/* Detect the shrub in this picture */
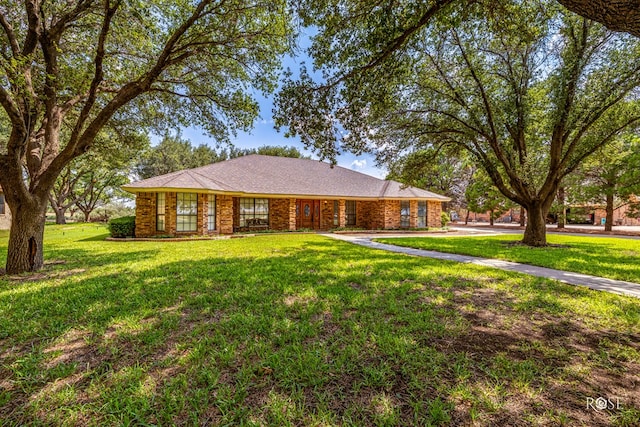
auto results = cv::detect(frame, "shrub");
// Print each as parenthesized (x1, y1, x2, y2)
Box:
(108, 215, 136, 238)
(441, 211, 451, 227)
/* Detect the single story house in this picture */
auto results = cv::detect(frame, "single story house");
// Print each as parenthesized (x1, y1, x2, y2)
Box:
(0, 185, 11, 230)
(123, 155, 450, 237)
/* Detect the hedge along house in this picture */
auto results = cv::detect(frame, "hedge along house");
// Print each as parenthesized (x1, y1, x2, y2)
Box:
(122, 155, 450, 237)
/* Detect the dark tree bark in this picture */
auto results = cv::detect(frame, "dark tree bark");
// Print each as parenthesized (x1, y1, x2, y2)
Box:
(558, 1, 640, 38)
(605, 193, 615, 231)
(523, 203, 547, 246)
(520, 209, 526, 227)
(5, 195, 47, 274)
(489, 209, 494, 226)
(53, 207, 67, 225)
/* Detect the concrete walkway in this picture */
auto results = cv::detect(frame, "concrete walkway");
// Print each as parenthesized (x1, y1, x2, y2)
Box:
(327, 234, 640, 299)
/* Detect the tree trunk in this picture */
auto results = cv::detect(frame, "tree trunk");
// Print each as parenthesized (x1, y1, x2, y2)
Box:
(465, 210, 470, 225)
(520, 208, 526, 226)
(557, 187, 566, 229)
(54, 208, 67, 224)
(6, 204, 47, 274)
(557, 0, 640, 38)
(83, 211, 91, 222)
(605, 193, 614, 232)
(489, 210, 494, 226)
(522, 203, 547, 246)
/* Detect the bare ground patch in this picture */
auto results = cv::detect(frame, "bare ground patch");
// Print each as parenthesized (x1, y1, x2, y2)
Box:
(0, 261, 85, 283)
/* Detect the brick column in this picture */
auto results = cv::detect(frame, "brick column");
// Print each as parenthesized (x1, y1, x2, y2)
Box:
(428, 201, 442, 228)
(410, 200, 418, 228)
(383, 200, 401, 229)
(217, 195, 234, 234)
(338, 199, 346, 227)
(134, 192, 155, 237)
(197, 194, 207, 235)
(289, 198, 297, 231)
(166, 192, 177, 235)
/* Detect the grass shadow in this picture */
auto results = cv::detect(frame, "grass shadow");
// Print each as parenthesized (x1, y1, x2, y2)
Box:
(0, 233, 638, 425)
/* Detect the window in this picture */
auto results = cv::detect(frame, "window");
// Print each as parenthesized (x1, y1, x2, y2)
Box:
(239, 198, 269, 227)
(418, 201, 427, 228)
(345, 200, 356, 226)
(333, 201, 339, 226)
(208, 194, 216, 231)
(400, 201, 410, 228)
(156, 193, 165, 231)
(177, 193, 197, 232)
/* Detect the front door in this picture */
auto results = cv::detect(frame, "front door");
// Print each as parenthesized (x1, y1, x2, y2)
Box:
(297, 200, 321, 229)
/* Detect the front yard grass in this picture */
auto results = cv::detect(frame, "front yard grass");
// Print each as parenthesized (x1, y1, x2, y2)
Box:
(375, 234, 640, 283)
(0, 224, 639, 426)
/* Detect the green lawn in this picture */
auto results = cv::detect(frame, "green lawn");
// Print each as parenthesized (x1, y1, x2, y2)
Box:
(375, 234, 640, 283)
(0, 225, 639, 426)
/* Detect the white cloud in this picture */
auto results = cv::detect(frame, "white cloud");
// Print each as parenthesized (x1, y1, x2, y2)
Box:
(351, 159, 367, 169)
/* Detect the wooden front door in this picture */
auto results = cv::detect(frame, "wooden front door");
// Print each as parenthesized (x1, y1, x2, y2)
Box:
(297, 200, 321, 229)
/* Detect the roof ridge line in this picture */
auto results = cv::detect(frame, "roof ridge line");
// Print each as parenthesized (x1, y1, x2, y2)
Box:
(158, 170, 187, 187)
(190, 169, 232, 191)
(379, 180, 392, 198)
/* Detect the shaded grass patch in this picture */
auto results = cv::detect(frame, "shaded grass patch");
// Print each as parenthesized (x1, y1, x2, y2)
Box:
(0, 224, 638, 425)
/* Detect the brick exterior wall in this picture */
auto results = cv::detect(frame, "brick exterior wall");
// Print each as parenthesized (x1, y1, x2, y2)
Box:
(427, 201, 442, 228)
(217, 195, 234, 234)
(321, 200, 336, 230)
(381, 200, 401, 229)
(134, 192, 156, 237)
(410, 200, 418, 228)
(287, 199, 296, 230)
(338, 199, 346, 227)
(270, 198, 295, 231)
(165, 192, 177, 235)
(356, 200, 384, 229)
(134, 191, 446, 236)
(197, 194, 206, 235)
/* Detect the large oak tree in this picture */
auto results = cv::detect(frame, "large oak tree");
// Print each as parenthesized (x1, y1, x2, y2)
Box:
(0, 0, 291, 273)
(275, 0, 640, 245)
(558, 0, 640, 38)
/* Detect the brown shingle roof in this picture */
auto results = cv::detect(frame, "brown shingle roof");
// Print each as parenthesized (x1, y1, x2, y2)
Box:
(123, 155, 450, 201)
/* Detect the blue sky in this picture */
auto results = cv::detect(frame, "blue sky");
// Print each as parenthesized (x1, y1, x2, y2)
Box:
(170, 30, 387, 179)
(178, 95, 385, 179)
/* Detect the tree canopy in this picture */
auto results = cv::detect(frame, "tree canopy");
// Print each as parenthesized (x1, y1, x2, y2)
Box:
(275, 0, 640, 245)
(135, 134, 226, 180)
(0, 0, 292, 273)
(136, 135, 309, 180)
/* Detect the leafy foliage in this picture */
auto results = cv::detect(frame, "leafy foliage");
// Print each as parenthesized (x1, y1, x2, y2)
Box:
(135, 134, 227, 180)
(0, 0, 293, 272)
(386, 147, 474, 210)
(276, 0, 640, 245)
(465, 170, 512, 225)
(50, 127, 149, 223)
(229, 145, 310, 160)
(569, 135, 640, 228)
(107, 216, 136, 238)
(136, 133, 309, 180)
